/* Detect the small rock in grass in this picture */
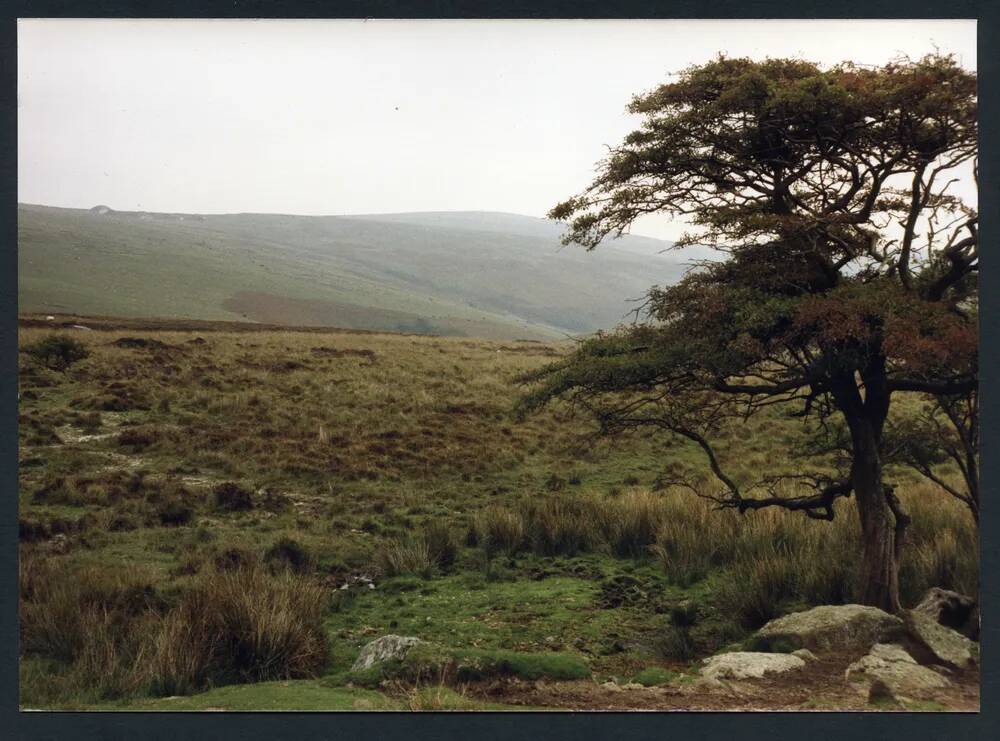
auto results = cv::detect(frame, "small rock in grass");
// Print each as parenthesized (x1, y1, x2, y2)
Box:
(47, 533, 71, 554)
(352, 635, 424, 672)
(700, 652, 805, 681)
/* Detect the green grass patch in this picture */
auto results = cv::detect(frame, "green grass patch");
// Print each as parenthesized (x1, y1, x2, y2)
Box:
(343, 642, 590, 688)
(630, 666, 678, 687)
(54, 679, 524, 711)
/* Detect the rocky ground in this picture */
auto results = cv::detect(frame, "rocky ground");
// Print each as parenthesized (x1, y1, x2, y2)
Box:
(352, 596, 980, 712)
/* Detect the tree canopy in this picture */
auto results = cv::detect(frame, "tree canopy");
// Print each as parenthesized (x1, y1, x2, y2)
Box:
(524, 54, 978, 612)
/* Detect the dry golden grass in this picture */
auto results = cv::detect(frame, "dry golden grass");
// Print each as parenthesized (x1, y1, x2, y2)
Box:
(467, 484, 976, 626)
(19, 551, 329, 702)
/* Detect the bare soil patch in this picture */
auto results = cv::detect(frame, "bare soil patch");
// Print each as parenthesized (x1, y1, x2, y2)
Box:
(469, 655, 979, 711)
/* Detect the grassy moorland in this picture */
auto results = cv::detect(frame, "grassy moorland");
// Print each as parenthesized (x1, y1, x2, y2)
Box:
(17, 317, 978, 711)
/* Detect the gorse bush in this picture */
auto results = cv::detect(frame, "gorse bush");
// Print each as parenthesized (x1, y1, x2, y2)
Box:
(22, 334, 89, 371)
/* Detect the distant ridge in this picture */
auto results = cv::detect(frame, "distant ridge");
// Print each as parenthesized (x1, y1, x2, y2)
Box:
(18, 203, 687, 339)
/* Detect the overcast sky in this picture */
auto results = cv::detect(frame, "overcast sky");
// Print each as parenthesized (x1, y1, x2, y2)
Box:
(18, 19, 976, 240)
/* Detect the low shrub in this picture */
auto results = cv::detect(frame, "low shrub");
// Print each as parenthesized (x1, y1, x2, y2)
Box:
(117, 428, 158, 452)
(75, 412, 102, 432)
(651, 506, 736, 586)
(544, 473, 566, 491)
(19, 518, 51, 543)
(212, 482, 254, 512)
(113, 337, 168, 350)
(899, 487, 979, 604)
(596, 574, 652, 609)
(19, 554, 167, 699)
(31, 477, 79, 507)
(157, 499, 194, 527)
(450, 649, 590, 682)
(714, 547, 801, 630)
(468, 491, 674, 561)
(19, 514, 92, 543)
(22, 335, 89, 371)
(264, 536, 314, 574)
(17, 550, 334, 704)
(259, 489, 292, 513)
(463, 484, 975, 638)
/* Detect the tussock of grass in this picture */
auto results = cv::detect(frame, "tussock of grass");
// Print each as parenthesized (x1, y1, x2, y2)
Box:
(421, 521, 459, 571)
(602, 490, 665, 557)
(147, 565, 328, 695)
(19, 554, 167, 700)
(519, 495, 602, 556)
(469, 506, 525, 557)
(376, 538, 435, 579)
(19, 552, 329, 703)
(263, 536, 315, 573)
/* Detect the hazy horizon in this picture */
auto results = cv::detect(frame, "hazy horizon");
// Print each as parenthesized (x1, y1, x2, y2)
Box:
(19, 19, 976, 241)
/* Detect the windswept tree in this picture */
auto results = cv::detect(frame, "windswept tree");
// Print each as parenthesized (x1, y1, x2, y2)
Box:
(521, 55, 977, 612)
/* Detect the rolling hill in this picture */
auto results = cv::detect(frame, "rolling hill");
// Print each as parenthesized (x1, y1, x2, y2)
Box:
(17, 204, 689, 339)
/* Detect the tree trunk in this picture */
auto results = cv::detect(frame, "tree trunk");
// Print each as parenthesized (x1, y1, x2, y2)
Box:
(851, 424, 902, 613)
(834, 361, 903, 613)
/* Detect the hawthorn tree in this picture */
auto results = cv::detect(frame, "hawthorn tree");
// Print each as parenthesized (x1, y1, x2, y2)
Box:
(522, 55, 977, 612)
